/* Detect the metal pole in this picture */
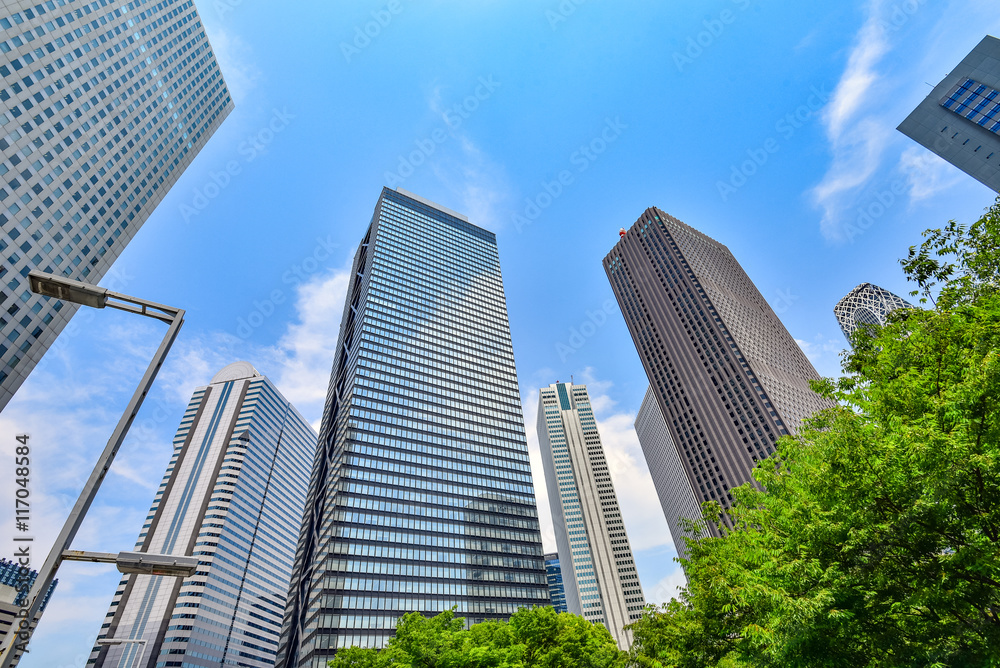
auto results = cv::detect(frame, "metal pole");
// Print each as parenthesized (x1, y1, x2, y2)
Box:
(0, 310, 184, 667)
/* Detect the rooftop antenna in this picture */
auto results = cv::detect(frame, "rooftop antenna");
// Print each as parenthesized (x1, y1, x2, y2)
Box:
(571, 374, 574, 385)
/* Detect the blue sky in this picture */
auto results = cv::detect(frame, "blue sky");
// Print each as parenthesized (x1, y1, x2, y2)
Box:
(4, 1, 1000, 665)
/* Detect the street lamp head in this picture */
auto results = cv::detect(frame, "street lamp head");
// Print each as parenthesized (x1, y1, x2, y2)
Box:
(28, 270, 108, 309)
(115, 552, 199, 577)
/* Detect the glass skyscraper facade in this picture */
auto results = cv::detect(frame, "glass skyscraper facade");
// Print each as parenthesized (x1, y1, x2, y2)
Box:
(536, 382, 644, 649)
(0, 0, 232, 410)
(277, 188, 548, 667)
(89, 362, 316, 668)
(543, 553, 567, 614)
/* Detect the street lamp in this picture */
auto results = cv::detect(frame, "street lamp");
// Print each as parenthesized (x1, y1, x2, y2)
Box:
(0, 272, 188, 668)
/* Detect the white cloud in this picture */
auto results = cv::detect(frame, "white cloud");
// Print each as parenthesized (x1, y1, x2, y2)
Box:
(813, 1, 894, 241)
(821, 3, 889, 144)
(204, 27, 261, 105)
(0, 261, 353, 661)
(269, 267, 351, 429)
(423, 85, 511, 231)
(898, 145, 967, 201)
(646, 565, 688, 606)
(795, 335, 845, 378)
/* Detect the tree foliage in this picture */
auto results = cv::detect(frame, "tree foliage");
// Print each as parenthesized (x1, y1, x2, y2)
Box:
(328, 607, 627, 668)
(628, 200, 1000, 667)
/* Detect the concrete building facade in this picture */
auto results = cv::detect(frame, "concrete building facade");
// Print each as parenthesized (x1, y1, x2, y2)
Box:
(634, 386, 703, 564)
(898, 35, 1000, 193)
(89, 362, 316, 668)
(536, 382, 644, 649)
(604, 209, 831, 536)
(0, 0, 232, 410)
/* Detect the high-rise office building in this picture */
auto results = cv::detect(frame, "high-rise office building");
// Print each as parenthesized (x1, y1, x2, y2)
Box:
(536, 382, 644, 649)
(544, 553, 567, 614)
(89, 362, 316, 668)
(898, 35, 1000, 193)
(834, 282, 912, 343)
(0, 559, 55, 664)
(604, 209, 831, 536)
(0, 0, 232, 410)
(634, 386, 703, 564)
(276, 188, 548, 667)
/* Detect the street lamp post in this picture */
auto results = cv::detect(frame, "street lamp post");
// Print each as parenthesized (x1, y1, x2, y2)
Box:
(0, 272, 189, 667)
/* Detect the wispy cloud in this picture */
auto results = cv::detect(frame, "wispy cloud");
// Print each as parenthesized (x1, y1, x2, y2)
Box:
(898, 145, 966, 200)
(205, 27, 261, 105)
(424, 83, 512, 230)
(813, 0, 893, 241)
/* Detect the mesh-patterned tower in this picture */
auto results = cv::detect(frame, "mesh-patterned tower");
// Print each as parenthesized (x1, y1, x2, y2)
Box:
(536, 382, 644, 649)
(603, 208, 832, 536)
(834, 283, 912, 342)
(0, 0, 232, 411)
(276, 188, 547, 666)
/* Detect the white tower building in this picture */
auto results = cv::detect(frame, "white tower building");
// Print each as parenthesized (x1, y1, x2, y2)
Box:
(536, 382, 644, 650)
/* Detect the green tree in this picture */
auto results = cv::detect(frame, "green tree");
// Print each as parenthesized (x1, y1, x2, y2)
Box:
(629, 200, 1000, 667)
(328, 606, 627, 668)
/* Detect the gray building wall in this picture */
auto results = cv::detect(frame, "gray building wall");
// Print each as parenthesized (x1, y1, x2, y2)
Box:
(898, 35, 1000, 193)
(604, 209, 831, 536)
(634, 386, 702, 565)
(0, 0, 232, 411)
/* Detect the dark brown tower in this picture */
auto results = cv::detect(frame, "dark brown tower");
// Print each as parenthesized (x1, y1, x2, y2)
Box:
(604, 208, 831, 535)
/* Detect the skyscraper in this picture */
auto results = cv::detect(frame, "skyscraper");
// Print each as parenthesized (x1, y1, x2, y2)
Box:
(0, 0, 232, 410)
(898, 35, 1000, 193)
(834, 282, 912, 343)
(544, 553, 567, 614)
(604, 209, 831, 536)
(276, 188, 548, 666)
(89, 362, 316, 668)
(634, 386, 703, 563)
(536, 382, 644, 649)
(0, 559, 55, 665)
